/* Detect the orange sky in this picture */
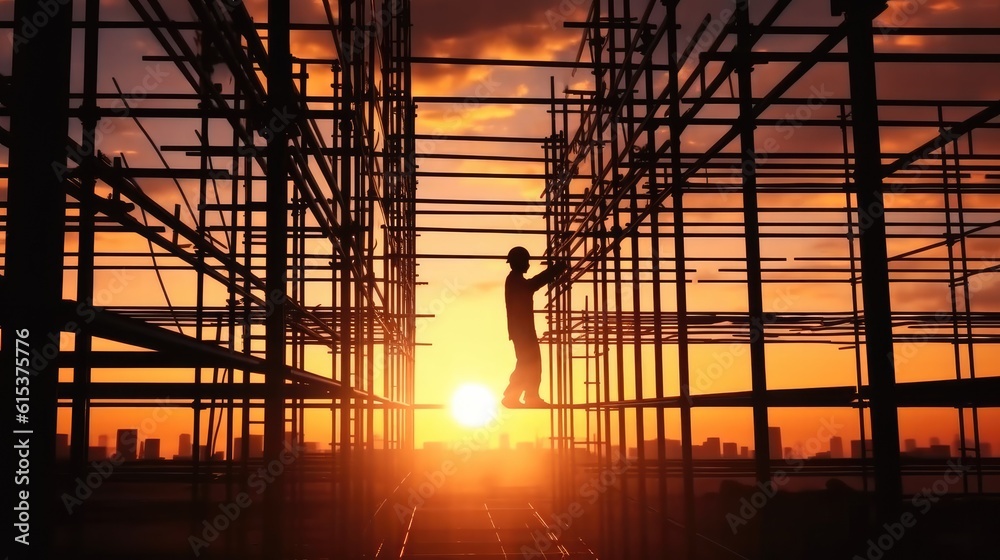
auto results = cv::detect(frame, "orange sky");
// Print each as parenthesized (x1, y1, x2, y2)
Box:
(1, 0, 999, 458)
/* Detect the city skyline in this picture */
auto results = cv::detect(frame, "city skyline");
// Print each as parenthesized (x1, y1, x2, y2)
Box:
(68, 424, 996, 462)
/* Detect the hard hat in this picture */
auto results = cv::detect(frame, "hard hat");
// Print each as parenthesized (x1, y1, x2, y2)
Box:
(506, 246, 530, 263)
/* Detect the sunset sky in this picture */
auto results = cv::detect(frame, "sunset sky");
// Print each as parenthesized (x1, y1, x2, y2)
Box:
(1, 0, 999, 459)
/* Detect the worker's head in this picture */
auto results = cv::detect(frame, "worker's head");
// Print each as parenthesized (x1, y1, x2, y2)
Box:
(506, 246, 530, 273)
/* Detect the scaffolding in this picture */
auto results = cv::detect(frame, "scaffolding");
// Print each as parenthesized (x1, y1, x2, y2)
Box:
(541, 1, 1000, 558)
(4, 0, 416, 557)
(2, 0, 1000, 559)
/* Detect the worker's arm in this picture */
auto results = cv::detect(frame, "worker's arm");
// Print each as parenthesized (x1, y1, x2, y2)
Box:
(527, 260, 567, 292)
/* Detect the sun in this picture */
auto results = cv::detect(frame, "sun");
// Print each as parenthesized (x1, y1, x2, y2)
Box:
(450, 383, 499, 428)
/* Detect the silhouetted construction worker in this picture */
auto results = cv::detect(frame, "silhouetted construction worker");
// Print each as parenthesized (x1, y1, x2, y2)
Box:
(502, 246, 567, 407)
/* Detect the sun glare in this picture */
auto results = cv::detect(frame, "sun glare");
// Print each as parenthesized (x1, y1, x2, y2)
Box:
(450, 383, 498, 428)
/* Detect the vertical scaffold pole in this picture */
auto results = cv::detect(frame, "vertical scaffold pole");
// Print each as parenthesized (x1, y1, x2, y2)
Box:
(842, 0, 903, 528)
(264, 0, 291, 556)
(6, 1, 72, 558)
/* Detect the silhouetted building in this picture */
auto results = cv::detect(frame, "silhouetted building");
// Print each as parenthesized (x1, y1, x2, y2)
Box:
(56, 433, 70, 460)
(144, 438, 161, 460)
(954, 437, 992, 458)
(199, 448, 224, 461)
(928, 445, 951, 458)
(740, 446, 749, 459)
(639, 439, 684, 459)
(98, 434, 108, 448)
(851, 439, 875, 459)
(723, 442, 738, 459)
(249, 434, 263, 457)
(690, 438, 722, 460)
(904, 438, 917, 453)
(232, 436, 264, 460)
(89, 446, 107, 460)
(116, 429, 138, 460)
(768, 426, 782, 460)
(830, 436, 844, 459)
(499, 433, 510, 450)
(640, 439, 671, 459)
(692, 443, 708, 459)
(178, 433, 192, 459)
(930, 436, 941, 446)
(666, 439, 681, 458)
(705, 437, 721, 459)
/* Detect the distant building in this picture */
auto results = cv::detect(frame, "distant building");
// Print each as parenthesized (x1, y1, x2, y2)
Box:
(928, 445, 951, 458)
(723, 442, 738, 459)
(830, 436, 844, 459)
(516, 441, 536, 451)
(740, 446, 749, 459)
(930, 437, 940, 446)
(641, 439, 668, 459)
(639, 439, 683, 459)
(195, 447, 222, 461)
(499, 433, 510, 450)
(144, 438, 161, 460)
(704, 437, 722, 459)
(904, 438, 917, 454)
(851, 439, 875, 459)
(768, 427, 782, 460)
(232, 435, 264, 460)
(954, 437, 992, 459)
(98, 434, 108, 448)
(89, 446, 107, 460)
(56, 434, 70, 460)
(178, 433, 192, 459)
(249, 434, 263, 458)
(116, 429, 138, 461)
(665, 439, 681, 459)
(423, 441, 445, 450)
(692, 443, 709, 460)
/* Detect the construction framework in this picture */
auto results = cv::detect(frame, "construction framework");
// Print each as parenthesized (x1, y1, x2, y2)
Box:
(539, 1, 1000, 558)
(4, 0, 416, 557)
(2, 0, 1000, 559)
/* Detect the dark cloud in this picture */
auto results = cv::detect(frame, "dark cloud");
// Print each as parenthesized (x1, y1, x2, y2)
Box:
(411, 0, 584, 58)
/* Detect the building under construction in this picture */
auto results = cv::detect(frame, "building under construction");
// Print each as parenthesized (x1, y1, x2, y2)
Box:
(2, 0, 999, 558)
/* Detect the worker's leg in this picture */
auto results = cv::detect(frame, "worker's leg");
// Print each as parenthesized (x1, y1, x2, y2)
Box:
(503, 362, 523, 401)
(520, 341, 543, 402)
(504, 337, 537, 402)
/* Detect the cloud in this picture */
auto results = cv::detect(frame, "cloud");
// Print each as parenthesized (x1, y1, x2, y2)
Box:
(411, 0, 583, 61)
